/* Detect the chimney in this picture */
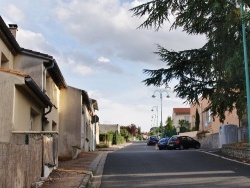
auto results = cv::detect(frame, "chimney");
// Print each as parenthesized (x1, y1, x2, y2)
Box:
(8, 24, 18, 39)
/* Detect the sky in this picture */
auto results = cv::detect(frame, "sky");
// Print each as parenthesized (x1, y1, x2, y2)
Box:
(0, 0, 206, 132)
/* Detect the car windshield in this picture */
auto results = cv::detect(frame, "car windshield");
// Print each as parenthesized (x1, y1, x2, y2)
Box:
(150, 136, 157, 140)
(170, 136, 178, 141)
(159, 138, 168, 143)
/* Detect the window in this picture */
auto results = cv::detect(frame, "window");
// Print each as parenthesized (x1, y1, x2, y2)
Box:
(205, 110, 212, 126)
(184, 116, 190, 122)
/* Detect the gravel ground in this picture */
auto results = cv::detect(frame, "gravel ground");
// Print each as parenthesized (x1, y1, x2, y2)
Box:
(40, 151, 101, 188)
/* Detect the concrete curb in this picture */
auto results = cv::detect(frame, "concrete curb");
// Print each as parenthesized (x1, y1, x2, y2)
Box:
(84, 143, 132, 188)
(78, 153, 105, 188)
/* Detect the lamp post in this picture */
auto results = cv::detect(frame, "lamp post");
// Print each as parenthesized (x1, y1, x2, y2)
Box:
(240, 1, 250, 147)
(151, 106, 158, 127)
(151, 106, 158, 136)
(151, 114, 156, 126)
(152, 89, 170, 138)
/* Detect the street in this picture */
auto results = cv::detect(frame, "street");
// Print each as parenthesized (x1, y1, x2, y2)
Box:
(99, 142, 250, 188)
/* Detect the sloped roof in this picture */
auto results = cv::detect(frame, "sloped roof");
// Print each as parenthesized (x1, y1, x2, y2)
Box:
(0, 68, 52, 108)
(173, 108, 190, 115)
(21, 48, 67, 89)
(0, 16, 21, 55)
(0, 16, 67, 89)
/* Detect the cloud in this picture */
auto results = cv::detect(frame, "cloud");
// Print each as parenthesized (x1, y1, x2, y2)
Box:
(98, 57, 110, 63)
(17, 29, 58, 55)
(6, 4, 25, 22)
(54, 0, 206, 67)
(72, 65, 93, 76)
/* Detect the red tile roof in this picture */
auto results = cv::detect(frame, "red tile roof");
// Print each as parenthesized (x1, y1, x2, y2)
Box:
(173, 108, 190, 114)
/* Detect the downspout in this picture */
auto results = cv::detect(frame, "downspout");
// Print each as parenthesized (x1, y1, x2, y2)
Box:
(41, 60, 54, 177)
(42, 60, 54, 131)
(43, 60, 54, 93)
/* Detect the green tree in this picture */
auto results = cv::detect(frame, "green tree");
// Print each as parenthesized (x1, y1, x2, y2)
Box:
(120, 128, 131, 142)
(163, 116, 176, 137)
(195, 108, 200, 131)
(130, 1, 249, 123)
(178, 119, 190, 133)
(150, 126, 159, 136)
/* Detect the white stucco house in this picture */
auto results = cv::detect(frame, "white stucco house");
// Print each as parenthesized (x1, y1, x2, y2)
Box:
(0, 16, 99, 187)
(59, 86, 99, 159)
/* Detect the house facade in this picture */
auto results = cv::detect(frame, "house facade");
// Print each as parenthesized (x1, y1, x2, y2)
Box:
(172, 108, 190, 128)
(190, 98, 239, 134)
(0, 16, 99, 187)
(99, 124, 121, 134)
(59, 86, 99, 159)
(0, 17, 60, 187)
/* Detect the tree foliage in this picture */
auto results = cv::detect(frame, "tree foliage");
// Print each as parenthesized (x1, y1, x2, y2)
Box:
(121, 124, 138, 137)
(130, 0, 250, 122)
(178, 119, 191, 133)
(163, 116, 176, 136)
(195, 108, 200, 131)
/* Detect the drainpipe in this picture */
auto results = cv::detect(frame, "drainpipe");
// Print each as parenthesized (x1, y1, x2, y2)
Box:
(42, 60, 54, 131)
(43, 60, 54, 93)
(41, 60, 54, 177)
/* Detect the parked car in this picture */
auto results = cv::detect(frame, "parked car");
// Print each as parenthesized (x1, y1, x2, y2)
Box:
(167, 135, 201, 150)
(147, 136, 159, 146)
(157, 137, 170, 150)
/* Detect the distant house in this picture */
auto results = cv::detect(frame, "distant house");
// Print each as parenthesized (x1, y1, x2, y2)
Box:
(190, 98, 239, 134)
(99, 124, 120, 134)
(172, 108, 190, 128)
(59, 86, 99, 159)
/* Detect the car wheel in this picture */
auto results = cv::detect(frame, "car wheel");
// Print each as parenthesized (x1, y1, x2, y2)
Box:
(179, 145, 184, 150)
(159, 148, 162, 150)
(195, 144, 200, 149)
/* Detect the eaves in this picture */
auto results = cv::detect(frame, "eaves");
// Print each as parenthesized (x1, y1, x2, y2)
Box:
(0, 16, 21, 55)
(21, 48, 67, 89)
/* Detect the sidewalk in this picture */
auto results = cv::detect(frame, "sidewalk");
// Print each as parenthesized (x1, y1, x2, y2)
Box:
(38, 143, 131, 188)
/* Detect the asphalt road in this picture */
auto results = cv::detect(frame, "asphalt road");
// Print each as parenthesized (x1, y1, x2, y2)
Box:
(99, 142, 250, 188)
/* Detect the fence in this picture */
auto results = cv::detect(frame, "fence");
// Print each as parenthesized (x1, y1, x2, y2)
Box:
(199, 126, 249, 149)
(0, 134, 57, 188)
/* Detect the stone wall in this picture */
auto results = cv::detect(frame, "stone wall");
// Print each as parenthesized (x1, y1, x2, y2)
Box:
(222, 143, 250, 161)
(199, 133, 219, 148)
(0, 134, 57, 188)
(198, 127, 250, 161)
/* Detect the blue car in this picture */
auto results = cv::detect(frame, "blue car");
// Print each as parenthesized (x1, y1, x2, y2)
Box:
(157, 137, 170, 150)
(147, 136, 159, 146)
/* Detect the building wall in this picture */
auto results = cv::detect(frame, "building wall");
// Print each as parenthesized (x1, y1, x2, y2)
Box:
(59, 87, 82, 157)
(14, 55, 60, 132)
(0, 38, 14, 69)
(0, 135, 43, 188)
(14, 87, 43, 131)
(0, 72, 17, 142)
(14, 55, 44, 89)
(172, 113, 190, 128)
(44, 76, 60, 132)
(190, 98, 239, 134)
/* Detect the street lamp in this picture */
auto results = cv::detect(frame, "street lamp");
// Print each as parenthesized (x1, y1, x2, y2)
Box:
(240, 1, 250, 147)
(152, 89, 170, 138)
(151, 114, 156, 126)
(151, 107, 158, 136)
(151, 106, 158, 128)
